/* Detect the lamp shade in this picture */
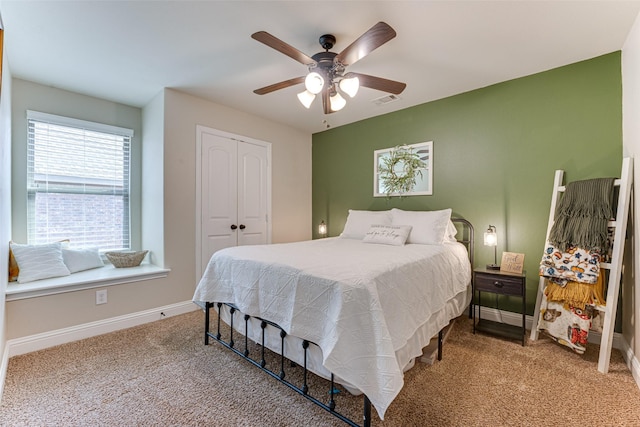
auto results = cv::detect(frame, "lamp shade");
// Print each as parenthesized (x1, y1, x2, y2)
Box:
(484, 225, 497, 246)
(339, 75, 360, 98)
(305, 72, 324, 94)
(318, 220, 327, 236)
(297, 90, 315, 109)
(330, 91, 346, 111)
(483, 225, 499, 269)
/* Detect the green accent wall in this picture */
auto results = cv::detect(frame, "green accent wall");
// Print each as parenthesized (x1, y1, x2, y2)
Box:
(312, 52, 622, 315)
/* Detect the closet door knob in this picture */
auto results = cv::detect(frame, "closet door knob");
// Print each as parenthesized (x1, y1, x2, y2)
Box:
(230, 224, 238, 230)
(239, 224, 246, 230)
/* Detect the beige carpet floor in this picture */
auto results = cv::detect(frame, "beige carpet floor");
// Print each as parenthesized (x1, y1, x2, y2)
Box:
(2, 309, 640, 426)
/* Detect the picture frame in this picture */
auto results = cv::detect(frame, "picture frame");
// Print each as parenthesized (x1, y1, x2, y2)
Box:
(500, 252, 525, 274)
(374, 141, 432, 197)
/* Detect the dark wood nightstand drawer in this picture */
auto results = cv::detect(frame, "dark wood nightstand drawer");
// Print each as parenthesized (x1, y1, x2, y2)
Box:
(474, 273, 524, 296)
(473, 268, 526, 346)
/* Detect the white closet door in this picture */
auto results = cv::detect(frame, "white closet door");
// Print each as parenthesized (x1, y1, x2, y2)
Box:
(237, 142, 268, 246)
(201, 131, 238, 269)
(198, 127, 271, 277)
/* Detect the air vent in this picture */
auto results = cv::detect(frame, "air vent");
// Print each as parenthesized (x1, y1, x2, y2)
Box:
(372, 94, 401, 106)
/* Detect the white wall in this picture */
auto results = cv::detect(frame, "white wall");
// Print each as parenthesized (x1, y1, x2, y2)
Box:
(162, 88, 312, 246)
(141, 91, 165, 267)
(5, 85, 312, 340)
(622, 12, 640, 369)
(0, 24, 13, 391)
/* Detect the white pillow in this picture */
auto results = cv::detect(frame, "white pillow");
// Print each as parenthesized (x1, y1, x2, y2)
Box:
(443, 220, 458, 243)
(363, 224, 412, 246)
(62, 247, 104, 273)
(391, 208, 452, 245)
(340, 210, 392, 239)
(9, 242, 71, 283)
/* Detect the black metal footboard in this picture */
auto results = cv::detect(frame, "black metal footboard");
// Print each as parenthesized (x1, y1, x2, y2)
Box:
(204, 301, 372, 427)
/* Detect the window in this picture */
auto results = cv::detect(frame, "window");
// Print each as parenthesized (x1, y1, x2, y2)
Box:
(27, 111, 133, 251)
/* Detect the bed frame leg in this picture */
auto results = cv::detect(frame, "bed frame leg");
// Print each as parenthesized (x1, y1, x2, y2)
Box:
(302, 340, 309, 394)
(204, 302, 212, 345)
(363, 396, 371, 427)
(437, 329, 443, 361)
(329, 374, 336, 411)
(279, 329, 287, 380)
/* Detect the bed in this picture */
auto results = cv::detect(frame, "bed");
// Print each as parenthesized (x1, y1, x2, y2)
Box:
(193, 209, 474, 426)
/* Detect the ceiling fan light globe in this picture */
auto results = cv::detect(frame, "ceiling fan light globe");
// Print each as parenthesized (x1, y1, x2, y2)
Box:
(305, 72, 324, 94)
(330, 92, 346, 111)
(297, 90, 315, 109)
(339, 76, 360, 98)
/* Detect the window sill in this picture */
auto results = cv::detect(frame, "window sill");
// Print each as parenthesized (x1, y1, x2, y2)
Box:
(5, 264, 170, 301)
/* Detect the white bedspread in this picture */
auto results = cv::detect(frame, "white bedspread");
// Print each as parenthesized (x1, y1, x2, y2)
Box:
(193, 237, 471, 419)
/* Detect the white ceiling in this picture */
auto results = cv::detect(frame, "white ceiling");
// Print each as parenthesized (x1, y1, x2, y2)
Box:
(1, 1, 639, 134)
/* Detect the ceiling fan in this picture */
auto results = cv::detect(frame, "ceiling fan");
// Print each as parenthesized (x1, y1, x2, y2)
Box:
(251, 22, 406, 114)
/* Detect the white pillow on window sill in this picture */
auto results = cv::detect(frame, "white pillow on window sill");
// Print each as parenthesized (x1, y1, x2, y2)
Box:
(9, 242, 71, 283)
(62, 247, 105, 273)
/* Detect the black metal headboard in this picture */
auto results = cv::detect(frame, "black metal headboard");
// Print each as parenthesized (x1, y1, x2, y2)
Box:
(451, 217, 474, 267)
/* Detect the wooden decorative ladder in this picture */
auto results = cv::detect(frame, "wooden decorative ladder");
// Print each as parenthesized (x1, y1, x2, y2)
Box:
(530, 157, 633, 373)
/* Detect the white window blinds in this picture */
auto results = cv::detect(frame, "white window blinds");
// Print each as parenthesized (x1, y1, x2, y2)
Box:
(27, 111, 133, 251)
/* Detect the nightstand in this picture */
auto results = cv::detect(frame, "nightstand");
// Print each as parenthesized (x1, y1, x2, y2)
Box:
(473, 268, 526, 346)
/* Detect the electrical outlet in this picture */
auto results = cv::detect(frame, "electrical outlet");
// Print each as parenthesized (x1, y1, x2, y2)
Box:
(96, 289, 108, 305)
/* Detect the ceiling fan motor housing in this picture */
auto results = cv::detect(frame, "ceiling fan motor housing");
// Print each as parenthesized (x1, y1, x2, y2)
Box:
(319, 34, 336, 50)
(310, 51, 339, 87)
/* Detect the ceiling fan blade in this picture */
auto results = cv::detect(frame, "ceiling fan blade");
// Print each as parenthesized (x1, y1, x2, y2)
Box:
(252, 31, 316, 66)
(254, 76, 305, 95)
(335, 22, 396, 66)
(349, 73, 406, 94)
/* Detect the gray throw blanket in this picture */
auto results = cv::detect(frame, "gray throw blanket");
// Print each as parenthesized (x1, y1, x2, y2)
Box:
(548, 177, 615, 252)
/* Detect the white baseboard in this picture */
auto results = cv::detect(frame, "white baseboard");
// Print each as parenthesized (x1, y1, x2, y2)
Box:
(6, 300, 199, 358)
(619, 337, 640, 387)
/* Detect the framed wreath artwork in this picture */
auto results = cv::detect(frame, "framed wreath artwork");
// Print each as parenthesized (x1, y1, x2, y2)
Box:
(374, 141, 432, 198)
